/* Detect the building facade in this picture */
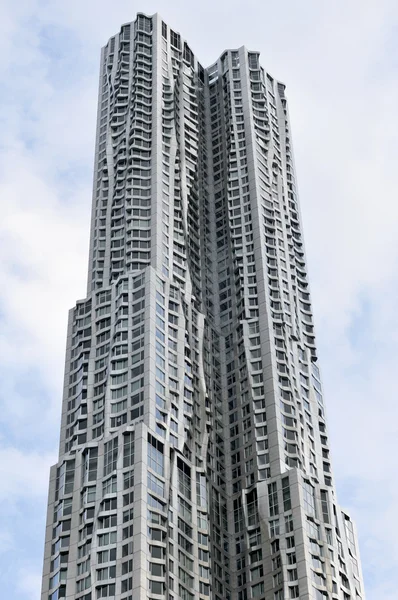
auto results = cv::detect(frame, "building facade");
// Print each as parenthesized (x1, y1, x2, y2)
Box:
(41, 13, 365, 600)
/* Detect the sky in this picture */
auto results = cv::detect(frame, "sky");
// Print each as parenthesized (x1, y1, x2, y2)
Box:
(0, 0, 397, 597)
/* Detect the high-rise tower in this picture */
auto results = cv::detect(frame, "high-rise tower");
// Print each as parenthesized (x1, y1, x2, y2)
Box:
(41, 13, 365, 600)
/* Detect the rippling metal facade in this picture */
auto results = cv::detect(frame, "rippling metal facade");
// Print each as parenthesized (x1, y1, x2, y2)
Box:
(41, 13, 365, 600)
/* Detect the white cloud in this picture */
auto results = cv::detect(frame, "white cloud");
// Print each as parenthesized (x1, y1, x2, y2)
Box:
(0, 1, 397, 599)
(0, 446, 56, 500)
(0, 531, 14, 554)
(16, 568, 43, 600)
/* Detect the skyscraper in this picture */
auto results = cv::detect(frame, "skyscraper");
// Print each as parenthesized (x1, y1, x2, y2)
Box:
(41, 12, 365, 600)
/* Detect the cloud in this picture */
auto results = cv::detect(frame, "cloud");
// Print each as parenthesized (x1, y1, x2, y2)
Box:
(0, 445, 55, 500)
(0, 530, 14, 554)
(0, 444, 55, 599)
(0, 145, 90, 448)
(16, 570, 42, 600)
(0, 1, 397, 599)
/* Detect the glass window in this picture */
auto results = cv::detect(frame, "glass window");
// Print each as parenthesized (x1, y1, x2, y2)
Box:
(123, 432, 135, 468)
(148, 435, 164, 476)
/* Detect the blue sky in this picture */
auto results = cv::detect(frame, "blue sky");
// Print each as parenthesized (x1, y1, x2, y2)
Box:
(1, 1, 398, 597)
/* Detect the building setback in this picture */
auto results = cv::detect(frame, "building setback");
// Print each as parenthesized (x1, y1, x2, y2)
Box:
(41, 13, 365, 600)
